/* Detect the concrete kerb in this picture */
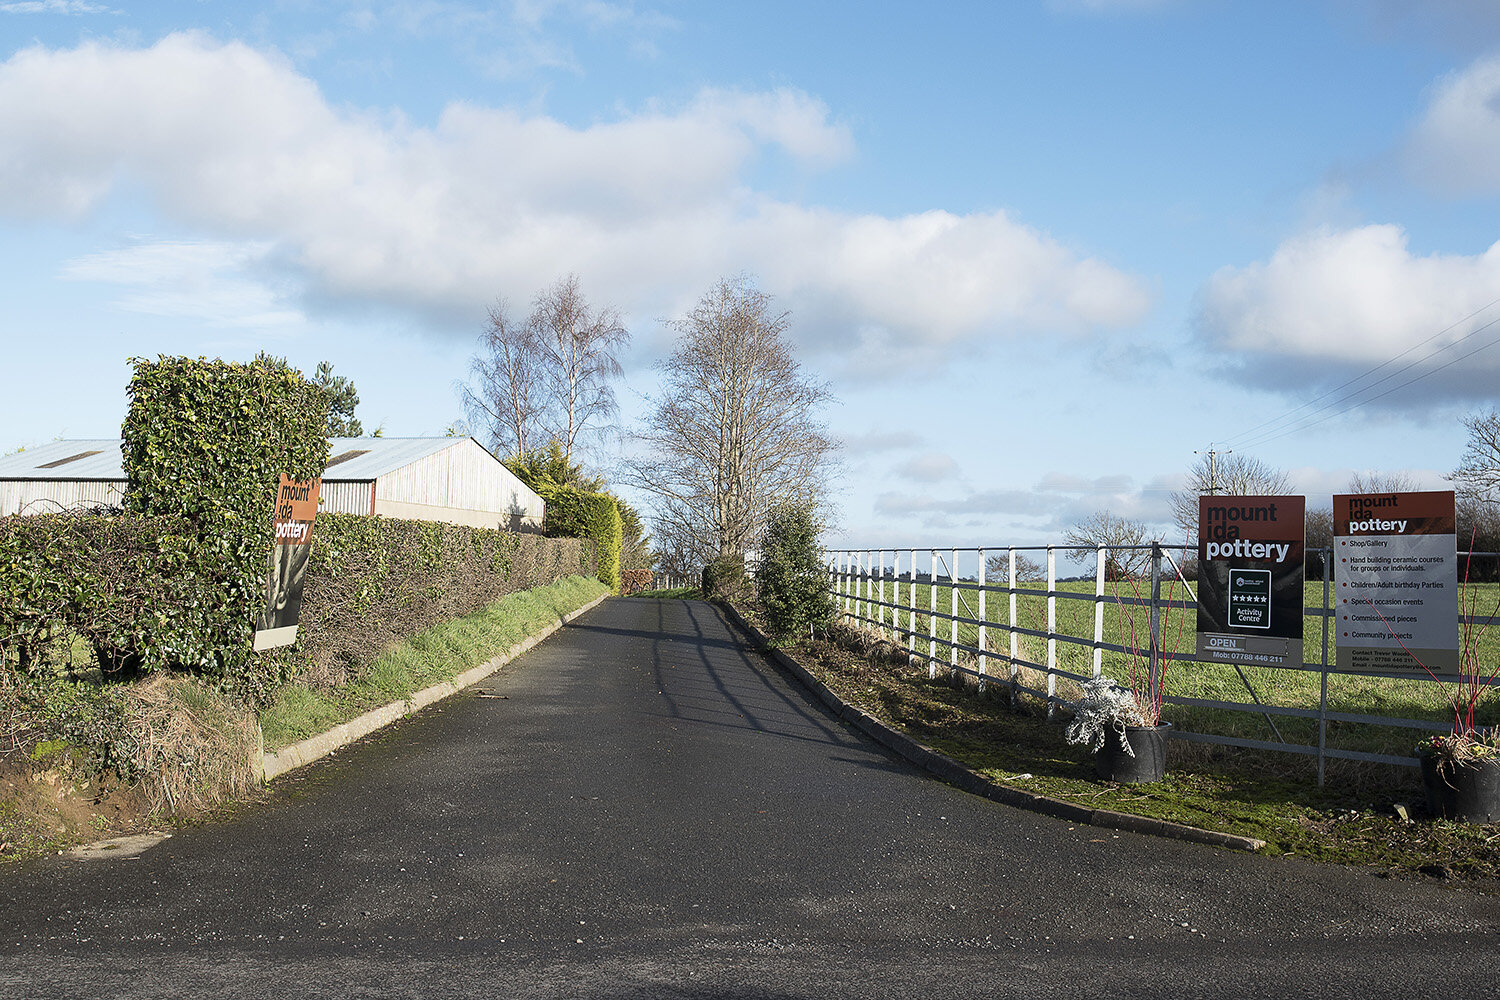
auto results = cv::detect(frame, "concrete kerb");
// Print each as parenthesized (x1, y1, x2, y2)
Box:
(718, 602, 1268, 854)
(260, 592, 611, 781)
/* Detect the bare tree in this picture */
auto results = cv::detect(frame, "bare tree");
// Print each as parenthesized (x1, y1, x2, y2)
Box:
(1451, 410, 1500, 503)
(1064, 511, 1150, 580)
(457, 298, 544, 459)
(1347, 470, 1418, 494)
(625, 277, 838, 561)
(532, 275, 629, 465)
(1169, 451, 1292, 539)
(985, 551, 1044, 582)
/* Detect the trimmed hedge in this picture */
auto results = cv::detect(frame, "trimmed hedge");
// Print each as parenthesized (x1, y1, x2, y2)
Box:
(101, 356, 330, 702)
(543, 486, 622, 592)
(620, 569, 653, 595)
(277, 513, 595, 689)
(0, 510, 596, 699)
(123, 355, 329, 521)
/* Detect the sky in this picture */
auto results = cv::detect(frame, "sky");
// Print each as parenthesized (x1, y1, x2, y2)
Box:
(4, 0, 1500, 558)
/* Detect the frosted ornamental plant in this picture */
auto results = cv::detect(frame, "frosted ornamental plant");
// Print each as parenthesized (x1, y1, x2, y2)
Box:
(1065, 676, 1149, 757)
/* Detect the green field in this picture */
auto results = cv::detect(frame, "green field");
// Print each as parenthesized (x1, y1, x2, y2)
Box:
(830, 574, 1500, 763)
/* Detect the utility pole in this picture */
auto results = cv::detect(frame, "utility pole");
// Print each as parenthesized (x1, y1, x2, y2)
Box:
(1196, 446, 1232, 495)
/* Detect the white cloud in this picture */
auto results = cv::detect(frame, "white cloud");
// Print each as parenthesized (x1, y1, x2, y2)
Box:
(893, 453, 961, 482)
(0, 1, 114, 13)
(1195, 224, 1500, 395)
(840, 430, 922, 455)
(1405, 54, 1500, 195)
(0, 32, 1149, 360)
(61, 239, 304, 327)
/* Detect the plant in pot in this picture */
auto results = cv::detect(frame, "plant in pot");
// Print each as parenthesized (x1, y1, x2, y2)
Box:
(1064, 546, 1190, 783)
(1065, 676, 1169, 783)
(1365, 550, 1500, 822)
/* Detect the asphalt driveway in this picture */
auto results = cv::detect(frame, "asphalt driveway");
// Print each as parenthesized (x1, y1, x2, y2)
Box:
(0, 597, 1496, 999)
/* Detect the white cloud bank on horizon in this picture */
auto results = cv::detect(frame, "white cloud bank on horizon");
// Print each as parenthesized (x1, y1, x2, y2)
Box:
(0, 32, 1150, 363)
(1194, 223, 1500, 400)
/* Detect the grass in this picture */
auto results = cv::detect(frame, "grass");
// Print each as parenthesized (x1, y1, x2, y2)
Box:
(785, 619, 1500, 879)
(837, 574, 1500, 761)
(258, 574, 609, 749)
(630, 586, 703, 599)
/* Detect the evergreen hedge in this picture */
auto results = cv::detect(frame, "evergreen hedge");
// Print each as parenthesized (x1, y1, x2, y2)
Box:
(543, 486, 621, 592)
(108, 355, 330, 702)
(0, 511, 595, 701)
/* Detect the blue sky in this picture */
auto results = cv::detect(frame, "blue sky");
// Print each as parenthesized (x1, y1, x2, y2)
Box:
(4, 0, 1500, 553)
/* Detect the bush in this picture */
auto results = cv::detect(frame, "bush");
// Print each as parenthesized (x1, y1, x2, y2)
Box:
(0, 510, 270, 686)
(543, 486, 621, 592)
(114, 356, 330, 701)
(755, 503, 835, 640)
(702, 553, 750, 603)
(279, 513, 594, 689)
(620, 569, 654, 595)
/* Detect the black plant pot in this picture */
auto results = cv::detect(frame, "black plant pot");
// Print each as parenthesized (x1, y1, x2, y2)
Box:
(1096, 723, 1171, 784)
(1420, 753, 1500, 823)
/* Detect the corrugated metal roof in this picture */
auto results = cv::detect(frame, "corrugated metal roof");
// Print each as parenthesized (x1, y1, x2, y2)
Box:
(319, 437, 466, 481)
(0, 440, 123, 480)
(0, 437, 480, 482)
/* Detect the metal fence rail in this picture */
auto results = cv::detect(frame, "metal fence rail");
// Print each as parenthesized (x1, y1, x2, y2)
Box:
(826, 543, 1500, 785)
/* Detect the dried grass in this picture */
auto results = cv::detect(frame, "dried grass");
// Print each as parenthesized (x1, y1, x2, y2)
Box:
(122, 675, 259, 816)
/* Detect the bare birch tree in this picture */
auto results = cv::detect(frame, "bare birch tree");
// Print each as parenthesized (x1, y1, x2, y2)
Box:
(626, 277, 838, 563)
(1451, 410, 1500, 502)
(532, 274, 629, 465)
(1168, 451, 1291, 539)
(457, 298, 544, 460)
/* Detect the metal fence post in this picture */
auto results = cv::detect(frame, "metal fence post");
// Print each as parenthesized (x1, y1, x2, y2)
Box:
(908, 547, 918, 647)
(929, 548, 939, 680)
(978, 547, 987, 695)
(1149, 542, 1162, 712)
(950, 547, 960, 681)
(1046, 545, 1057, 720)
(864, 548, 876, 626)
(879, 549, 888, 638)
(1092, 546, 1106, 679)
(1318, 546, 1331, 787)
(1009, 546, 1019, 707)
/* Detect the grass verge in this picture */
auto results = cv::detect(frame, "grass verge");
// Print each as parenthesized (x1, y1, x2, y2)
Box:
(259, 574, 609, 750)
(774, 615, 1500, 882)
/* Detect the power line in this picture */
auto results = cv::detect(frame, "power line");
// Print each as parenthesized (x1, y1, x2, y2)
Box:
(1223, 296, 1500, 453)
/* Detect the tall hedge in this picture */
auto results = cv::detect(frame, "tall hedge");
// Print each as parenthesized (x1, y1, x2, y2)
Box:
(267, 513, 595, 689)
(543, 487, 621, 592)
(123, 355, 328, 521)
(0, 511, 596, 698)
(111, 356, 329, 702)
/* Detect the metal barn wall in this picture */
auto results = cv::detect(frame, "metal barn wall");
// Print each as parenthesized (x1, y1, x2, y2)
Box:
(373, 440, 544, 525)
(319, 481, 376, 516)
(0, 481, 126, 516)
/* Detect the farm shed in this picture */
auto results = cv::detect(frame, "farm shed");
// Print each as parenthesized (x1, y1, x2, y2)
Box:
(0, 437, 545, 531)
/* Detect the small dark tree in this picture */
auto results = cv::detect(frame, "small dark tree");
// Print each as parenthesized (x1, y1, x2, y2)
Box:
(313, 361, 363, 437)
(755, 502, 836, 640)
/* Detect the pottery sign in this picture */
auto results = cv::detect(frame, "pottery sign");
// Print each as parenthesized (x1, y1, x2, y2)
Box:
(1333, 490, 1458, 676)
(1197, 495, 1306, 668)
(252, 474, 321, 652)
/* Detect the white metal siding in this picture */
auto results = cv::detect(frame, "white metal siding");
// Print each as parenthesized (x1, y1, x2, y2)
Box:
(319, 481, 376, 516)
(373, 440, 544, 521)
(0, 481, 125, 516)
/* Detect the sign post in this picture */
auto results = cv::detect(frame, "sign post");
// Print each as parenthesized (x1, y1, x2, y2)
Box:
(1333, 490, 1458, 676)
(253, 474, 321, 652)
(1196, 495, 1306, 668)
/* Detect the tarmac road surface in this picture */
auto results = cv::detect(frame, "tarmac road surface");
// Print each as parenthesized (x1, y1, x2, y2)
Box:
(1, 596, 1497, 999)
